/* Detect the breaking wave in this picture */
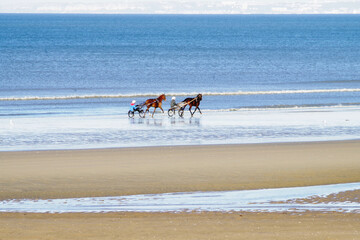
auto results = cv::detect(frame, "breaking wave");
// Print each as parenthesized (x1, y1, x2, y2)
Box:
(205, 102, 360, 112)
(1, 88, 360, 101)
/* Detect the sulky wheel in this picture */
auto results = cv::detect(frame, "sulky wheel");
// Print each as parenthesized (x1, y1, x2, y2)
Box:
(139, 110, 145, 118)
(178, 108, 184, 117)
(168, 109, 175, 117)
(128, 110, 134, 118)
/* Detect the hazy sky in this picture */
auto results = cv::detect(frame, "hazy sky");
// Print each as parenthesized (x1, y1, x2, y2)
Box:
(1, 0, 359, 14)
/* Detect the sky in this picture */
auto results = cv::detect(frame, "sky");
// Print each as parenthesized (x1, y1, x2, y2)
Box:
(0, 0, 359, 14)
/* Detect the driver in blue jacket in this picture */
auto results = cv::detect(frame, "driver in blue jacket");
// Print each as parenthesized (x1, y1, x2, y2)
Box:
(130, 100, 137, 112)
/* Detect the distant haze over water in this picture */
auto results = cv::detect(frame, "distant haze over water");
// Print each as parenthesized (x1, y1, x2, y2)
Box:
(1, 1, 360, 14)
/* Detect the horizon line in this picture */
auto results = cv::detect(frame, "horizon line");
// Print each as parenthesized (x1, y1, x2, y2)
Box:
(1, 12, 360, 15)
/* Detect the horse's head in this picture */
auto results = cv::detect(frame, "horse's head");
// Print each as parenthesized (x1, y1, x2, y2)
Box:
(158, 94, 166, 102)
(197, 94, 202, 101)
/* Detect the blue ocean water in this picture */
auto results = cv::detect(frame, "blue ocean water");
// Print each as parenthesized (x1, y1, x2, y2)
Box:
(1, 14, 360, 116)
(1, 14, 360, 151)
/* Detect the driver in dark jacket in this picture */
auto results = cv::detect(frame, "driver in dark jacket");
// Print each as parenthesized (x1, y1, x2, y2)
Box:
(170, 96, 177, 108)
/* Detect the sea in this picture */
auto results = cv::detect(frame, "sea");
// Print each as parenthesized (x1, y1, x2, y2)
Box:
(1, 14, 360, 151)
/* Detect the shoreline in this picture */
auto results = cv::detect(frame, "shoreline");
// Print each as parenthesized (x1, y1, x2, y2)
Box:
(2, 105, 360, 151)
(2, 182, 359, 213)
(1, 138, 360, 153)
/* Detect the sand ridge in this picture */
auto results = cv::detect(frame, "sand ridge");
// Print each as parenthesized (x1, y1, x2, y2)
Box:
(1, 141, 360, 200)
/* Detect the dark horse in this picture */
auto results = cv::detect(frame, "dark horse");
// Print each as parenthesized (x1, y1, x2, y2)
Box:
(144, 94, 166, 117)
(182, 94, 202, 116)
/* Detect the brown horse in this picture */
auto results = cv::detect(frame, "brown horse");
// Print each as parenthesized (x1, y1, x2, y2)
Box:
(181, 94, 202, 116)
(144, 94, 166, 117)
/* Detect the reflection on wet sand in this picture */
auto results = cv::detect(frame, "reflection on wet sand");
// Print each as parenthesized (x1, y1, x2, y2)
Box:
(130, 117, 201, 126)
(129, 118, 163, 126)
(145, 118, 163, 126)
(170, 117, 201, 126)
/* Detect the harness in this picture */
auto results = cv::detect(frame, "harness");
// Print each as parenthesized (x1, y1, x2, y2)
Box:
(187, 96, 199, 105)
(144, 98, 160, 107)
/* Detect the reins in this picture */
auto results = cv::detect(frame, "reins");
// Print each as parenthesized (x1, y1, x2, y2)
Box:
(144, 96, 162, 107)
(185, 96, 199, 105)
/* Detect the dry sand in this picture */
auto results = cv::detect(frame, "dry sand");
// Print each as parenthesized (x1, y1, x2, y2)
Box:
(1, 140, 360, 239)
(1, 212, 359, 240)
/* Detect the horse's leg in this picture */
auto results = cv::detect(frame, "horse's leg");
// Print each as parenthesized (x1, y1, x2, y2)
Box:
(152, 107, 156, 117)
(146, 106, 152, 116)
(191, 106, 197, 116)
(189, 105, 194, 117)
(159, 106, 164, 113)
(192, 103, 200, 116)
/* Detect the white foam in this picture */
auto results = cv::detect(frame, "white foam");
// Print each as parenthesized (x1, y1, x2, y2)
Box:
(1, 88, 360, 101)
(1, 183, 359, 213)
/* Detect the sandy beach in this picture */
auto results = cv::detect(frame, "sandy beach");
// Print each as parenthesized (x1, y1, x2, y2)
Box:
(1, 141, 360, 239)
(3, 13, 360, 240)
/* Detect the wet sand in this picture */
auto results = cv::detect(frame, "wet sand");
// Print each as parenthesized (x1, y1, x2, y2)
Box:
(1, 140, 360, 239)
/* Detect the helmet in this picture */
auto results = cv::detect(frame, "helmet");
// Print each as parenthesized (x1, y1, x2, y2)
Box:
(172, 97, 176, 100)
(132, 100, 136, 104)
